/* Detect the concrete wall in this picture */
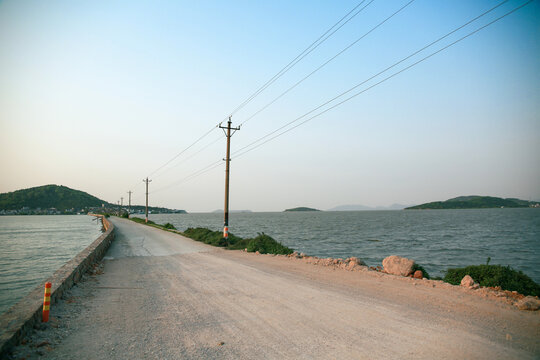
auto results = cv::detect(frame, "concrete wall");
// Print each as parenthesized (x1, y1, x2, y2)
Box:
(0, 215, 115, 357)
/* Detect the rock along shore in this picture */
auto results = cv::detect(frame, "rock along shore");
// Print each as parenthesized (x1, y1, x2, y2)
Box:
(250, 251, 540, 311)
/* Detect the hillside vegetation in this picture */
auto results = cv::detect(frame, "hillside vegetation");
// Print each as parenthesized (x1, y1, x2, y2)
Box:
(0, 185, 187, 214)
(0, 185, 107, 211)
(406, 196, 538, 210)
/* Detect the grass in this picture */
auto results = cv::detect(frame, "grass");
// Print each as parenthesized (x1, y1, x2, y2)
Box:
(130, 217, 155, 225)
(444, 264, 540, 296)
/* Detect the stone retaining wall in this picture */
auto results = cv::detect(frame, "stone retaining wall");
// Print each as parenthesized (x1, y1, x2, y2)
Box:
(0, 215, 115, 357)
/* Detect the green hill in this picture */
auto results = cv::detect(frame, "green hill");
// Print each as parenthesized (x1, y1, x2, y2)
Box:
(406, 196, 538, 210)
(0, 185, 108, 211)
(284, 207, 320, 212)
(0, 185, 188, 215)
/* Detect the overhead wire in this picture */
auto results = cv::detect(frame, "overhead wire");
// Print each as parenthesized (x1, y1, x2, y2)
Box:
(239, 0, 417, 127)
(145, 124, 219, 179)
(151, 133, 223, 180)
(127, 0, 378, 197)
(135, 0, 532, 192)
(128, 0, 376, 194)
(228, 0, 375, 117)
(232, 0, 515, 158)
(150, 159, 224, 194)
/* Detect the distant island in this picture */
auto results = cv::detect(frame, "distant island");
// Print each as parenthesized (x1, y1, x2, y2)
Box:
(285, 207, 320, 212)
(406, 196, 539, 210)
(0, 185, 186, 215)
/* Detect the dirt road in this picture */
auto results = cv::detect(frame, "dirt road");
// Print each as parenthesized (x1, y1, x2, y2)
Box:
(13, 217, 540, 359)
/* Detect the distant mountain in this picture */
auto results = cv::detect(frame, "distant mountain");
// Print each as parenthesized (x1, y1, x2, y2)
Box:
(0, 185, 108, 211)
(284, 207, 320, 212)
(406, 196, 539, 210)
(327, 204, 412, 211)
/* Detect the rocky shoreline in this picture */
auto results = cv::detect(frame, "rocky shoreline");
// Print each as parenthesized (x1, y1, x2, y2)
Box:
(246, 250, 540, 311)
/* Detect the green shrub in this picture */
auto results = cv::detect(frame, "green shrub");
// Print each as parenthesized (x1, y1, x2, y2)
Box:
(412, 263, 430, 279)
(245, 233, 293, 255)
(163, 223, 176, 230)
(183, 227, 241, 247)
(121, 212, 129, 218)
(183, 228, 293, 255)
(444, 264, 540, 296)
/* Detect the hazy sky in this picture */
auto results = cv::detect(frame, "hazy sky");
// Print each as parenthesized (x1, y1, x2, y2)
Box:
(1, 0, 539, 212)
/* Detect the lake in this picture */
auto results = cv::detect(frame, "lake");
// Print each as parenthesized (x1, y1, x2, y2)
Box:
(0, 215, 103, 315)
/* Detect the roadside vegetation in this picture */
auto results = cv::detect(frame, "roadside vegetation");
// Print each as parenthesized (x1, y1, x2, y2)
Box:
(183, 227, 293, 255)
(444, 264, 540, 296)
(126, 217, 292, 255)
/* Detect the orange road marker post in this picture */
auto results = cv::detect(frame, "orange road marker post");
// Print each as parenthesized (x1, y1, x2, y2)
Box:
(42, 282, 52, 322)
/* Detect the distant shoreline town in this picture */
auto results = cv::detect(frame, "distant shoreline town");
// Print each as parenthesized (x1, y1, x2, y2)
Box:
(0, 206, 186, 216)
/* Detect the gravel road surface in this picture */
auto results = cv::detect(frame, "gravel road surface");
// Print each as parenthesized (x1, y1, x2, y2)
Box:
(11, 217, 540, 359)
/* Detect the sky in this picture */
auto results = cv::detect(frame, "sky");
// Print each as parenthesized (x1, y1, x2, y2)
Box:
(0, 0, 539, 212)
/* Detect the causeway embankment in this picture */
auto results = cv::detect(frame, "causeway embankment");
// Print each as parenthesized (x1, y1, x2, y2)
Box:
(8, 217, 540, 359)
(0, 215, 115, 357)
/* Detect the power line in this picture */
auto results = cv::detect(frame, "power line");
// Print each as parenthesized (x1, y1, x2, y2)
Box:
(232, 0, 514, 157)
(146, 124, 219, 179)
(141, 133, 223, 195)
(126, 0, 375, 194)
(229, 0, 376, 117)
(151, 133, 223, 179)
(239, 0, 416, 127)
(137, 0, 530, 193)
(232, 0, 532, 160)
(150, 159, 224, 194)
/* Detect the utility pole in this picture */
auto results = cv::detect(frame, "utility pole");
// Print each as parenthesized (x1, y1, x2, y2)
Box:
(219, 116, 240, 239)
(127, 191, 132, 217)
(120, 197, 123, 207)
(143, 178, 152, 223)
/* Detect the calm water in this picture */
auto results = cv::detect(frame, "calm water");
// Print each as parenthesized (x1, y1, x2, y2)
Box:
(135, 208, 540, 282)
(0, 215, 103, 315)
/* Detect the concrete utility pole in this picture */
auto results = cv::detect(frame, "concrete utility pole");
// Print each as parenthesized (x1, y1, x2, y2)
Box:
(143, 178, 152, 223)
(127, 191, 132, 217)
(219, 116, 240, 240)
(120, 197, 123, 207)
